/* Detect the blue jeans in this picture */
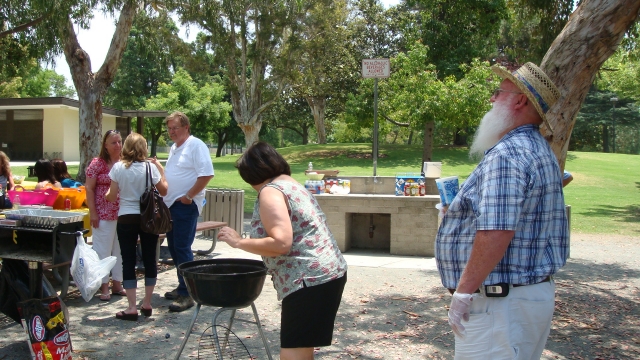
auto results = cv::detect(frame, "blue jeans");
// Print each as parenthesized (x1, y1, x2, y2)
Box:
(167, 201, 199, 296)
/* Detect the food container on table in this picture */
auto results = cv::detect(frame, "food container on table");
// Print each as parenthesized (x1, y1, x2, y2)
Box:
(52, 187, 86, 210)
(305, 172, 325, 181)
(7, 185, 59, 206)
(3, 209, 86, 229)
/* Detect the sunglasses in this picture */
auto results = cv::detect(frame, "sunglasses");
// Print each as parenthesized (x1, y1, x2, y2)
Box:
(166, 125, 183, 132)
(106, 129, 121, 136)
(492, 88, 524, 98)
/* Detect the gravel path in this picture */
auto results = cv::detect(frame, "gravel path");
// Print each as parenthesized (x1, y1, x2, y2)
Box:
(0, 233, 638, 359)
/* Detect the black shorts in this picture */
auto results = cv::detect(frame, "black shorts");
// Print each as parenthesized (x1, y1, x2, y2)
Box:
(280, 273, 347, 348)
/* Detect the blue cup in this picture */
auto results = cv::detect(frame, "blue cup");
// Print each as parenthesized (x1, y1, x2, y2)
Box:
(435, 176, 459, 206)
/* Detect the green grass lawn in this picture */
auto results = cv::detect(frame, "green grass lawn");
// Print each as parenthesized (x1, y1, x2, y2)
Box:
(10, 144, 639, 236)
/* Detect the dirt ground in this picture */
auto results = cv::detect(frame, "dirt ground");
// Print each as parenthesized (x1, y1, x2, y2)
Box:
(0, 233, 639, 359)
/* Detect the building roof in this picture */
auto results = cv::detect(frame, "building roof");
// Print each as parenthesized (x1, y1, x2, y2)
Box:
(0, 97, 167, 117)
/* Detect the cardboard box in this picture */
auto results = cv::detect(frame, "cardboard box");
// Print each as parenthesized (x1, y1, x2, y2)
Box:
(395, 174, 425, 196)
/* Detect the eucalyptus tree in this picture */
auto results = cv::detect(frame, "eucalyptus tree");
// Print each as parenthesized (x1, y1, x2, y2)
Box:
(349, 0, 400, 60)
(104, 11, 188, 110)
(1, 0, 145, 181)
(290, 0, 357, 144)
(171, 0, 303, 147)
(540, 0, 640, 169)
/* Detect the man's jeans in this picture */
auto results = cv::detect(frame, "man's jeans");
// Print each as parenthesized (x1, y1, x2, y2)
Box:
(167, 201, 199, 297)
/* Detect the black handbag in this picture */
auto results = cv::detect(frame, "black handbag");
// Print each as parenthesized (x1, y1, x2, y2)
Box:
(139, 162, 172, 234)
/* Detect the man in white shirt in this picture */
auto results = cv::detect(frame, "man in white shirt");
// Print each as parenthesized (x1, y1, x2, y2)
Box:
(162, 111, 214, 312)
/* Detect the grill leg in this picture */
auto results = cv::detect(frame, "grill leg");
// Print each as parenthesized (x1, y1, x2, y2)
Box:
(251, 302, 273, 360)
(174, 303, 201, 360)
(28, 261, 43, 299)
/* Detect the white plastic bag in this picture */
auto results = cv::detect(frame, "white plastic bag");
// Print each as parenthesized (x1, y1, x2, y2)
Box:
(70, 232, 117, 302)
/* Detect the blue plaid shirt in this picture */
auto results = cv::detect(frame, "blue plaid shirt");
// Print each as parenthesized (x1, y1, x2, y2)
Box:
(436, 125, 569, 289)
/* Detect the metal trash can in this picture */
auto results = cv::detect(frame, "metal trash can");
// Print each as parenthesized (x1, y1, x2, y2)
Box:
(202, 189, 244, 236)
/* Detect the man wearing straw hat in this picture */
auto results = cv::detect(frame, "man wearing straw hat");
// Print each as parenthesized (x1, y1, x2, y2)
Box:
(435, 63, 569, 359)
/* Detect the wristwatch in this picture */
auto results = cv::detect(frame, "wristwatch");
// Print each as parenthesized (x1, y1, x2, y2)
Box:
(185, 194, 193, 201)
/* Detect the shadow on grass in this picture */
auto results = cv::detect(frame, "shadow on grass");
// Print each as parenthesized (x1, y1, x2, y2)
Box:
(578, 204, 640, 225)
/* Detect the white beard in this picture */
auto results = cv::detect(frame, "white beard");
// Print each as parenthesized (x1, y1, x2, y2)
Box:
(469, 102, 514, 160)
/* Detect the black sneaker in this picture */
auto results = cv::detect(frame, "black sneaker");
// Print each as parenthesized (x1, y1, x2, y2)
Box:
(164, 287, 179, 300)
(169, 295, 195, 312)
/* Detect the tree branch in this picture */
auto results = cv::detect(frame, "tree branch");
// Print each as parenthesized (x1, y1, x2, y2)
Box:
(0, 14, 50, 38)
(382, 113, 410, 127)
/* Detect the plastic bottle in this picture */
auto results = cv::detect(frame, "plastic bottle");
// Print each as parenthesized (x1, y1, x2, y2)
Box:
(13, 193, 20, 209)
(308, 162, 313, 171)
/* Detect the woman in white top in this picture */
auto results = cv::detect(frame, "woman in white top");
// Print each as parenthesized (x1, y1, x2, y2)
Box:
(106, 132, 168, 321)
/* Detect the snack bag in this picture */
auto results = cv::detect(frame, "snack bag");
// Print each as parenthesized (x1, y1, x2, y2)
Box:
(18, 296, 72, 360)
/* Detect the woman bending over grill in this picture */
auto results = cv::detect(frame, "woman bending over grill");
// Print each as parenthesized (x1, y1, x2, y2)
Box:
(106, 132, 167, 321)
(218, 141, 347, 360)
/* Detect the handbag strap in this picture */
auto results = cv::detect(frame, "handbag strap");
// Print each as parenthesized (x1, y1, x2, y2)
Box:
(145, 161, 152, 189)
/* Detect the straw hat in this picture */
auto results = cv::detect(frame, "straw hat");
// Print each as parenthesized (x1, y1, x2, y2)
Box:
(491, 62, 560, 132)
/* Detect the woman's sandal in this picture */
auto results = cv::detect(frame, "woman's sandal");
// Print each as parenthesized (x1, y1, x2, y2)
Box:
(115, 311, 138, 321)
(99, 293, 111, 301)
(111, 289, 127, 296)
(140, 306, 152, 317)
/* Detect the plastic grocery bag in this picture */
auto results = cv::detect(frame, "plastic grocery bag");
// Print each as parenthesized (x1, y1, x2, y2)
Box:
(70, 232, 117, 302)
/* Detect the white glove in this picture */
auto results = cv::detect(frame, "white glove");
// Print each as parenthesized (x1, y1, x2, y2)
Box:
(448, 291, 475, 338)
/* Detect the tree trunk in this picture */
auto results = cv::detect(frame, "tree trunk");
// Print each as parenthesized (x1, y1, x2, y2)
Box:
(63, 4, 137, 182)
(602, 124, 610, 153)
(215, 132, 228, 158)
(306, 96, 327, 144)
(302, 126, 309, 145)
(422, 121, 435, 163)
(150, 130, 161, 157)
(540, 0, 640, 170)
(238, 122, 261, 148)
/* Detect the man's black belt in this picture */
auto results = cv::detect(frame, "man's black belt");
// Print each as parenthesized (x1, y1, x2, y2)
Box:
(447, 276, 552, 296)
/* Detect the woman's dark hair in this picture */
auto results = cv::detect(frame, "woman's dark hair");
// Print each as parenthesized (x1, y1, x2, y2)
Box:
(34, 159, 57, 184)
(236, 142, 291, 185)
(51, 159, 71, 181)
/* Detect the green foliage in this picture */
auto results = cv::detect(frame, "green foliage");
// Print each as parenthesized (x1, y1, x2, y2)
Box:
(263, 92, 316, 145)
(497, 0, 573, 63)
(406, 0, 507, 79)
(341, 43, 497, 146)
(598, 50, 640, 103)
(0, 0, 95, 76)
(573, 88, 640, 154)
(349, 0, 402, 59)
(104, 10, 186, 110)
(143, 68, 232, 143)
(0, 59, 75, 98)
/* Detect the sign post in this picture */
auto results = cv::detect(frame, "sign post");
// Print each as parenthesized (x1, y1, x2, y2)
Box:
(362, 59, 390, 176)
